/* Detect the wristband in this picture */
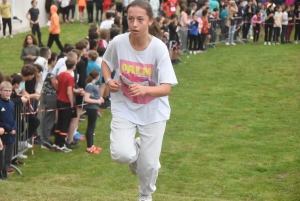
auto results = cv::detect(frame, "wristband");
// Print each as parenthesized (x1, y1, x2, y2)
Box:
(105, 78, 112, 85)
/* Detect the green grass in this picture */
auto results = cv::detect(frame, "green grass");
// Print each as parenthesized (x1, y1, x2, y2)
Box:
(0, 24, 299, 201)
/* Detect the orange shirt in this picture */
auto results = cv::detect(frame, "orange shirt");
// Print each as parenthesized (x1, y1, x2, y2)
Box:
(201, 17, 209, 34)
(78, 0, 86, 7)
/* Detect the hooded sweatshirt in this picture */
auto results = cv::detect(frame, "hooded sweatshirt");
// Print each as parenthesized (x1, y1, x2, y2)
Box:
(49, 5, 60, 34)
(0, 97, 17, 144)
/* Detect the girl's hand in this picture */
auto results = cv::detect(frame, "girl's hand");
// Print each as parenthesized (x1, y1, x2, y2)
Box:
(21, 96, 29, 103)
(99, 97, 104, 105)
(0, 128, 4, 135)
(10, 130, 16, 135)
(108, 80, 121, 92)
(128, 84, 147, 97)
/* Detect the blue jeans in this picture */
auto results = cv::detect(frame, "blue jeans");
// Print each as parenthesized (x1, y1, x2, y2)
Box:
(229, 25, 236, 43)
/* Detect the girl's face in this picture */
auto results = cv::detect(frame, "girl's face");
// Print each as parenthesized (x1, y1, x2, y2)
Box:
(13, 83, 19, 90)
(27, 36, 33, 45)
(278, 6, 282, 12)
(193, 14, 198, 21)
(32, 1, 37, 7)
(127, 6, 153, 38)
(111, 5, 116, 11)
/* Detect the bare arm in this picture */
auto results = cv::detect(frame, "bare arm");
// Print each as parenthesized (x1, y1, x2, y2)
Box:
(67, 86, 73, 107)
(102, 61, 121, 92)
(129, 83, 171, 97)
(50, 77, 58, 90)
(84, 92, 104, 105)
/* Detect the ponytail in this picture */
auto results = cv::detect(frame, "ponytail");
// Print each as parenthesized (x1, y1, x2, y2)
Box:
(85, 70, 100, 84)
(149, 20, 163, 39)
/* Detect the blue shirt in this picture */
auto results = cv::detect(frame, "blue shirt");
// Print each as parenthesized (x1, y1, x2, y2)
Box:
(86, 60, 102, 85)
(0, 97, 17, 144)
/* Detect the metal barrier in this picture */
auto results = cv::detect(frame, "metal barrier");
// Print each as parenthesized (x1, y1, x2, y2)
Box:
(10, 102, 30, 175)
(207, 17, 244, 47)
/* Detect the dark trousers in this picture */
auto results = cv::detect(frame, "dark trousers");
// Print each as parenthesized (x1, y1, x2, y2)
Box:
(31, 23, 42, 44)
(2, 18, 12, 36)
(0, 143, 14, 180)
(294, 23, 300, 41)
(68, 5, 76, 19)
(200, 33, 208, 50)
(85, 108, 98, 148)
(189, 35, 198, 51)
(273, 27, 280, 42)
(55, 100, 74, 147)
(27, 114, 40, 140)
(47, 33, 63, 53)
(285, 24, 294, 41)
(234, 19, 242, 40)
(242, 22, 251, 39)
(264, 24, 273, 42)
(87, 1, 94, 23)
(41, 94, 56, 143)
(95, 5, 102, 22)
(253, 24, 260, 42)
(281, 25, 287, 43)
(60, 6, 69, 22)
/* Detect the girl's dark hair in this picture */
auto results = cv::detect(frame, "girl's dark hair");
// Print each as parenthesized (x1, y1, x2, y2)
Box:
(85, 70, 100, 84)
(10, 73, 23, 85)
(23, 34, 38, 47)
(180, 4, 187, 13)
(114, 16, 121, 27)
(202, 9, 208, 17)
(255, 9, 260, 15)
(186, 8, 192, 15)
(48, 52, 57, 65)
(127, 0, 163, 39)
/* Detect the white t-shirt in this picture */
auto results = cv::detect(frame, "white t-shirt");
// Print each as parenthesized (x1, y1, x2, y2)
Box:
(282, 11, 288, 25)
(103, 33, 178, 125)
(52, 56, 67, 78)
(95, 57, 103, 68)
(100, 20, 114, 29)
(34, 57, 49, 94)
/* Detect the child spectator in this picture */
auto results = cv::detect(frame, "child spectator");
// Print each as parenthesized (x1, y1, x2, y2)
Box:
(169, 14, 181, 65)
(54, 57, 77, 152)
(179, 5, 191, 53)
(96, 47, 107, 98)
(0, 81, 17, 180)
(0, 0, 12, 38)
(40, 52, 58, 150)
(281, 6, 289, 44)
(226, 0, 238, 45)
(78, 0, 86, 23)
(26, 0, 43, 46)
(60, 0, 70, 24)
(86, 0, 94, 24)
(20, 34, 40, 65)
(286, 5, 294, 43)
(200, 10, 211, 51)
(107, 2, 118, 18)
(100, 12, 114, 29)
(251, 9, 263, 44)
(86, 50, 101, 81)
(98, 29, 110, 48)
(190, 2, 197, 14)
(68, 0, 76, 23)
(102, 0, 112, 21)
(219, 4, 229, 41)
(163, 0, 178, 17)
(34, 47, 52, 94)
(95, 0, 103, 23)
(47, 5, 64, 53)
(84, 70, 104, 154)
(189, 12, 199, 54)
(294, 3, 300, 44)
(273, 5, 283, 44)
(211, 8, 219, 19)
(242, 0, 255, 43)
(264, 4, 275, 45)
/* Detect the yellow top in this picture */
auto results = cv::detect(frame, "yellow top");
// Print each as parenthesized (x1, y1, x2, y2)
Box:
(0, 2, 11, 18)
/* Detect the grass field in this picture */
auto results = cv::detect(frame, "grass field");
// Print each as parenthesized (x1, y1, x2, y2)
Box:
(0, 23, 299, 201)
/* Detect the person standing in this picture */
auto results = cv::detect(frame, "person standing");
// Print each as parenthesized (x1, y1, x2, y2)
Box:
(102, 1, 177, 200)
(47, 5, 64, 53)
(26, 0, 44, 46)
(0, 0, 12, 38)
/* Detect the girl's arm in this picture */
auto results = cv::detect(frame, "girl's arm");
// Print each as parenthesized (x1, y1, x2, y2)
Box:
(67, 86, 74, 107)
(102, 61, 121, 92)
(36, 12, 40, 24)
(128, 83, 171, 97)
(0, 138, 3, 151)
(26, 12, 33, 24)
(84, 92, 104, 105)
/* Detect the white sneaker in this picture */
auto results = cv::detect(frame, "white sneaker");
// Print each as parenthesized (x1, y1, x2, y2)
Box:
(10, 35, 13, 38)
(250, 36, 253, 39)
(193, 51, 197, 55)
(47, 21, 51, 26)
(189, 51, 192, 54)
(137, 194, 152, 201)
(70, 19, 74, 23)
(27, 143, 33, 148)
(3, 35, 6, 39)
(19, 141, 32, 148)
(268, 42, 271, 45)
(129, 137, 141, 175)
(55, 145, 72, 153)
(225, 42, 229, 45)
(264, 42, 267, 45)
(294, 41, 298, 44)
(231, 42, 236, 45)
(18, 154, 28, 159)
